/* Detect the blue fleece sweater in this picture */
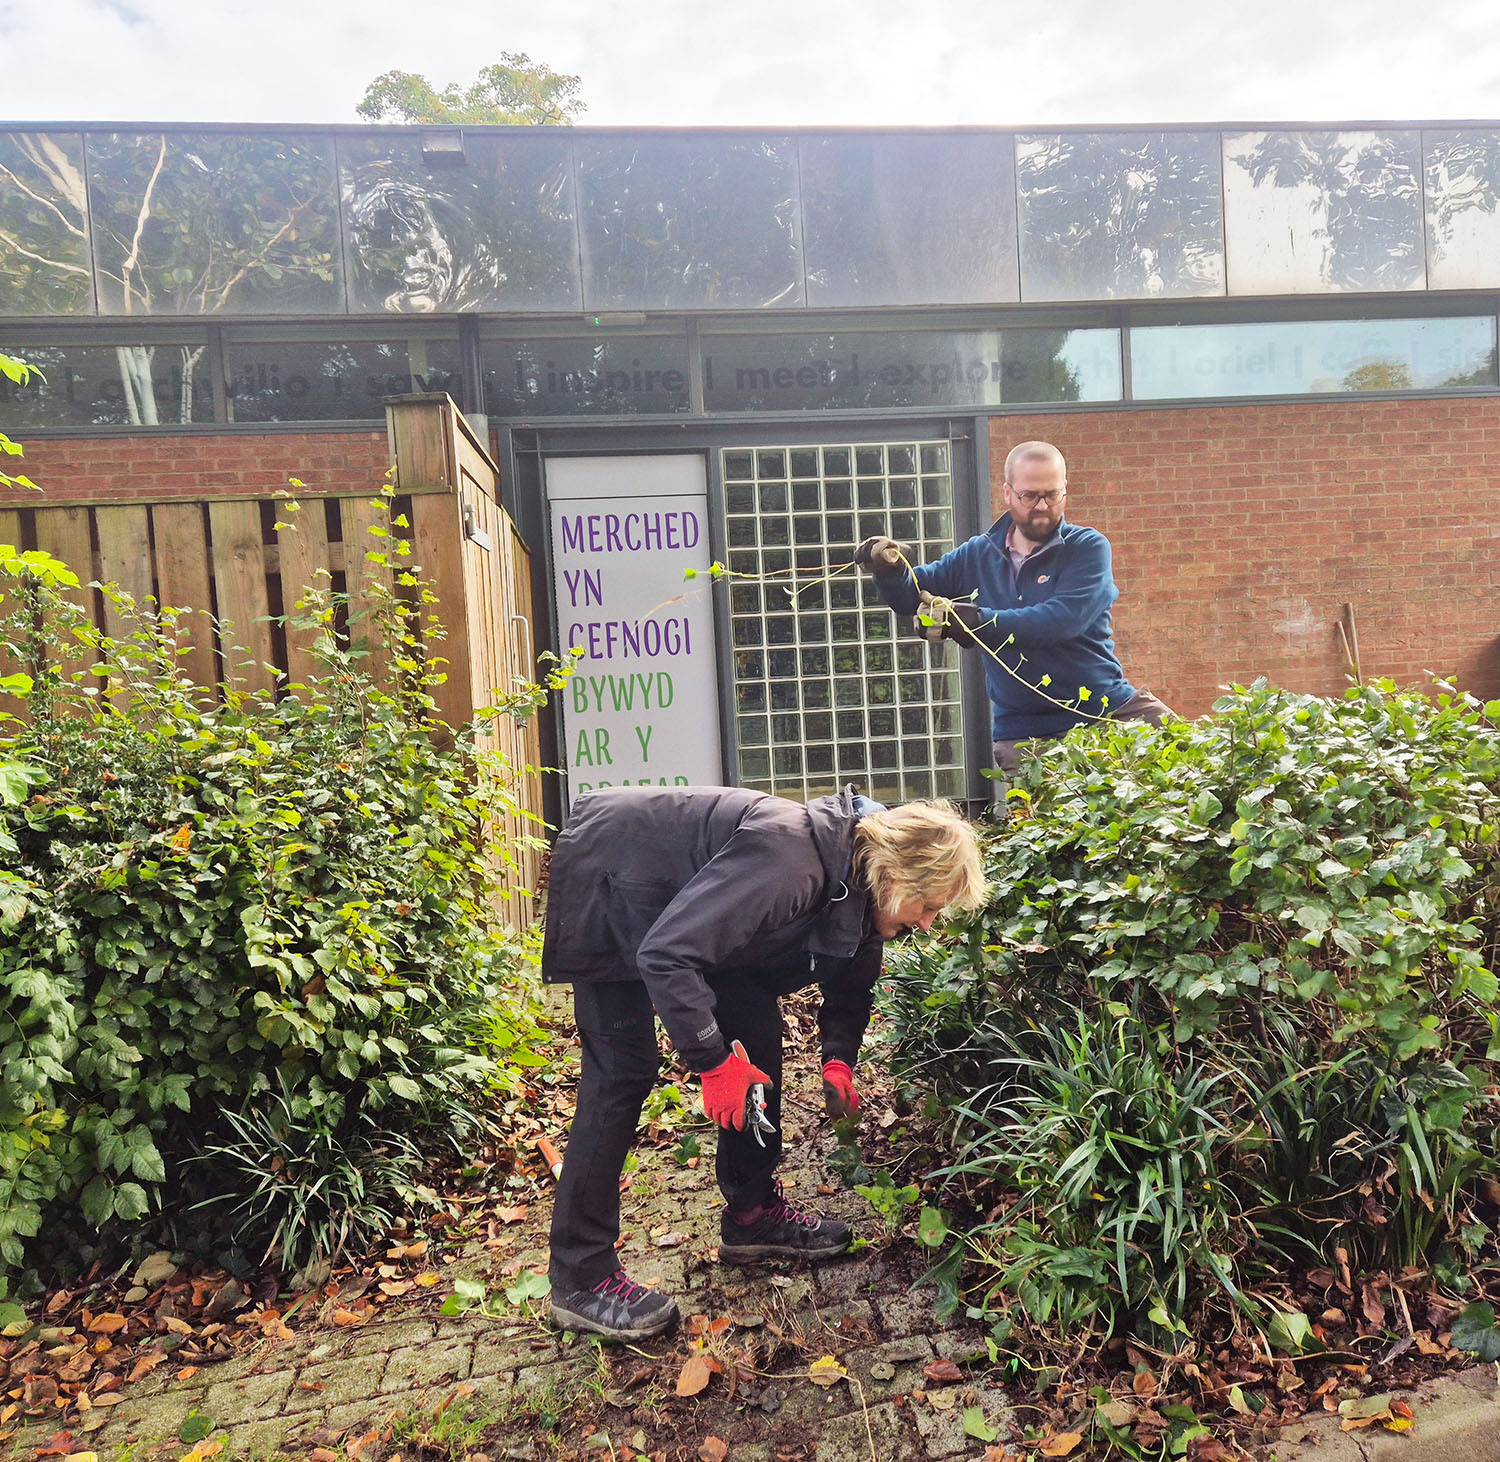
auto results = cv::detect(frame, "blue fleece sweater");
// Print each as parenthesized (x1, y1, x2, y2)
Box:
(875, 515, 1135, 741)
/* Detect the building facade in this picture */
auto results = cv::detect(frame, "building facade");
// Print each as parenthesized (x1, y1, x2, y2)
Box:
(3, 122, 1499, 810)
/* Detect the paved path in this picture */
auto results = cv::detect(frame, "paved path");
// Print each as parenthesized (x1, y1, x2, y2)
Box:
(6, 1025, 1496, 1461)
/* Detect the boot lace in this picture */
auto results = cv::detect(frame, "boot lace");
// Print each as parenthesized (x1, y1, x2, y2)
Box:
(765, 1181, 819, 1229)
(592, 1268, 649, 1302)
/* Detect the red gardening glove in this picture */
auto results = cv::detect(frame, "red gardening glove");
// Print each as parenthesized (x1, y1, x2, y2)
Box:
(821, 1060, 860, 1119)
(700, 1040, 772, 1131)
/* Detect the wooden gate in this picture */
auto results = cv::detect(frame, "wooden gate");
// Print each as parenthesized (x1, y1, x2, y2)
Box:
(0, 395, 543, 927)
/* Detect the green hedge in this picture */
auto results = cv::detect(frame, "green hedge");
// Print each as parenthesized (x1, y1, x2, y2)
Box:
(0, 543, 551, 1282)
(884, 680, 1500, 1338)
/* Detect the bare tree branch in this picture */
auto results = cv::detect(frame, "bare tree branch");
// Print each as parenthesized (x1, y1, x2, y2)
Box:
(0, 161, 86, 239)
(0, 226, 90, 275)
(119, 135, 168, 315)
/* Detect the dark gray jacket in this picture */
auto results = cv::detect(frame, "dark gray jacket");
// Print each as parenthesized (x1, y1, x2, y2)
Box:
(542, 785, 883, 1073)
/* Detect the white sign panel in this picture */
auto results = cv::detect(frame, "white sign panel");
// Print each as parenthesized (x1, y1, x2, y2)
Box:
(546, 455, 722, 808)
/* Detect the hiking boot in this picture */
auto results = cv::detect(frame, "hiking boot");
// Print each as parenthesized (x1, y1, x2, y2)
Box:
(718, 1183, 853, 1262)
(550, 1268, 679, 1340)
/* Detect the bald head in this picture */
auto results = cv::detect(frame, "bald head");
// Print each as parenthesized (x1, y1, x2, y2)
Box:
(1003, 440, 1067, 485)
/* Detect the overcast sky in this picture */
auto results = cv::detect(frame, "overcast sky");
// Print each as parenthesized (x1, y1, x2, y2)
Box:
(2, 0, 1498, 129)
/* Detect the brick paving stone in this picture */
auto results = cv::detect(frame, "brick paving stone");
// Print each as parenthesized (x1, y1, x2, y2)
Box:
(874, 1287, 944, 1337)
(843, 1336, 935, 1400)
(813, 1401, 916, 1462)
(197, 1366, 295, 1424)
(340, 1316, 439, 1356)
(807, 1298, 879, 1348)
(284, 1350, 392, 1413)
(811, 1254, 879, 1302)
(380, 1336, 475, 1392)
(472, 1329, 561, 1377)
(325, 1393, 413, 1439)
(909, 1381, 1015, 1459)
(929, 1327, 989, 1363)
(218, 1413, 311, 1459)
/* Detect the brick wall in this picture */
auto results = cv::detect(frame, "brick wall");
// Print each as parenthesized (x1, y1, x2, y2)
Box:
(989, 399, 1500, 718)
(5, 429, 391, 506)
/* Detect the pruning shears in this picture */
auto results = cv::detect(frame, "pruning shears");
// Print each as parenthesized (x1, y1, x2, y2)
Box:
(745, 1081, 777, 1147)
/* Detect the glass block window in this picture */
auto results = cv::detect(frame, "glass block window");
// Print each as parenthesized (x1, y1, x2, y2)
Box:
(722, 440, 965, 804)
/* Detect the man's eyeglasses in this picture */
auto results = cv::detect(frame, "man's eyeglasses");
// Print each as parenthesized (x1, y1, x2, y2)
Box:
(1012, 489, 1065, 508)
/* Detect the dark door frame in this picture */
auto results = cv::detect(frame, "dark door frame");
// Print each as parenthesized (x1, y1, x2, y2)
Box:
(501, 414, 994, 830)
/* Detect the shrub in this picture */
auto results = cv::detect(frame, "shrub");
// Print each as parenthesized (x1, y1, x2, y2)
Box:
(0, 537, 553, 1282)
(885, 680, 1500, 1339)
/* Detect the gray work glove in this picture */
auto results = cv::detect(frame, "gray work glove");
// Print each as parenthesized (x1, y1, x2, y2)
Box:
(853, 536, 912, 583)
(917, 589, 982, 648)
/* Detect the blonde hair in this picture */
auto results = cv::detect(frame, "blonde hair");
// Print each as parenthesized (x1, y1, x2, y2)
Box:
(851, 799, 988, 917)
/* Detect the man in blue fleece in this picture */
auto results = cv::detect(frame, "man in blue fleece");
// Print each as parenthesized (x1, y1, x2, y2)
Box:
(858, 440, 1171, 774)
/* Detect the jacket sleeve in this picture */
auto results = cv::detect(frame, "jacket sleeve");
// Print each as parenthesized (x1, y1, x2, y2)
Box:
(817, 940, 883, 1067)
(963, 531, 1118, 652)
(632, 826, 826, 1073)
(870, 541, 978, 617)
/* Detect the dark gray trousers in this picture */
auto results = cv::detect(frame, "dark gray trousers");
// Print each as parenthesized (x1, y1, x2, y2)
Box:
(992, 685, 1175, 776)
(548, 974, 784, 1295)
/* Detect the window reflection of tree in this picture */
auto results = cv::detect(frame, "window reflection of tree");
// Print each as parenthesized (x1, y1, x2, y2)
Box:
(85, 133, 342, 423)
(582, 139, 802, 309)
(0, 134, 92, 316)
(1018, 133, 1224, 299)
(1233, 133, 1423, 291)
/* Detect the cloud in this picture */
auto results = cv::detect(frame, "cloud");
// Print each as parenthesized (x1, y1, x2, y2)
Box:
(2, 0, 1498, 127)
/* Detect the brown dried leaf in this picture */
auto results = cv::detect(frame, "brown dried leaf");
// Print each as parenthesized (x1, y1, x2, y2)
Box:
(1132, 1371, 1159, 1398)
(923, 1360, 963, 1384)
(698, 1439, 729, 1462)
(84, 1315, 126, 1336)
(125, 1353, 166, 1384)
(676, 1354, 713, 1397)
(1039, 1434, 1083, 1457)
(329, 1309, 366, 1328)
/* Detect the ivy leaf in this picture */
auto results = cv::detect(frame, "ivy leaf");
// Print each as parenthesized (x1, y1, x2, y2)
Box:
(1452, 1302, 1500, 1361)
(961, 1406, 998, 1442)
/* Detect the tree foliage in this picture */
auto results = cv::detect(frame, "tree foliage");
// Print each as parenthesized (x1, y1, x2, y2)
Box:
(356, 55, 585, 126)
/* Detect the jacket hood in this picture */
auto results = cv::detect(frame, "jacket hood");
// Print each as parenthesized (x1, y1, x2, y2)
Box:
(803, 785, 877, 958)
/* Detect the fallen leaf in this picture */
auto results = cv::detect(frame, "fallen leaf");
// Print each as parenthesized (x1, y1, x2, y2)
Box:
(1097, 1399, 1135, 1428)
(676, 1354, 713, 1397)
(178, 1443, 225, 1462)
(85, 1315, 127, 1335)
(62, 1452, 97, 1461)
(127, 1354, 168, 1384)
(378, 1282, 413, 1298)
(89, 1394, 125, 1408)
(1338, 1394, 1393, 1420)
(697, 1439, 728, 1462)
(923, 1360, 963, 1384)
(1132, 1370, 1159, 1398)
(310, 1450, 340, 1462)
(35, 1433, 75, 1457)
(330, 1309, 366, 1327)
(1040, 1433, 1083, 1457)
(345, 1428, 379, 1459)
(298, 1381, 325, 1393)
(1384, 1416, 1415, 1432)
(808, 1356, 847, 1388)
(175, 1368, 199, 1383)
(496, 1206, 528, 1224)
(413, 1273, 441, 1288)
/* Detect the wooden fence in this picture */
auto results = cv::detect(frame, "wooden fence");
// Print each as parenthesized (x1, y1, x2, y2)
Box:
(0, 395, 543, 928)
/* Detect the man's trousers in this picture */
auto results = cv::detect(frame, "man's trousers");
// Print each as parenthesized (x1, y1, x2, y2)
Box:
(548, 974, 785, 1295)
